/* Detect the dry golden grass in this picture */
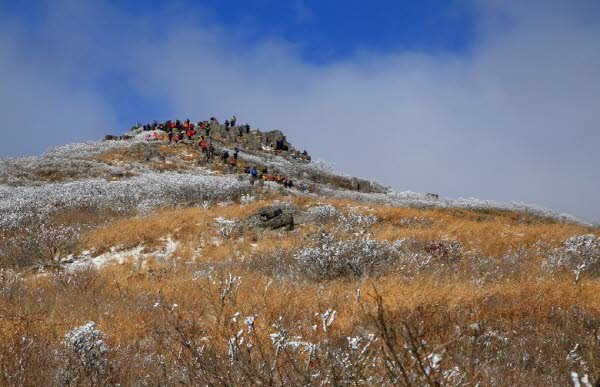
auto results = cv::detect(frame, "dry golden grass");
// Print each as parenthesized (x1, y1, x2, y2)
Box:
(3, 256, 600, 385)
(83, 195, 598, 261)
(2, 195, 599, 385)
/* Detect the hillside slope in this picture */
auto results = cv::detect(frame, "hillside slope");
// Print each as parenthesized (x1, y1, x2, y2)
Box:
(1, 122, 599, 386)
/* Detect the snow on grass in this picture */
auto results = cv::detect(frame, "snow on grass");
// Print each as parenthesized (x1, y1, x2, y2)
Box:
(0, 171, 251, 228)
(0, 136, 584, 229)
(0, 138, 169, 186)
(318, 186, 582, 223)
(67, 236, 179, 271)
(542, 234, 600, 281)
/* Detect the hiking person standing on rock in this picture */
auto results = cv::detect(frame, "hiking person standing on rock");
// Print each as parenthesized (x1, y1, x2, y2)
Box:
(231, 115, 237, 127)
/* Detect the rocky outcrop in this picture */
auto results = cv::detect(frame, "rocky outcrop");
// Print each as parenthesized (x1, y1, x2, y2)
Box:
(245, 202, 298, 230)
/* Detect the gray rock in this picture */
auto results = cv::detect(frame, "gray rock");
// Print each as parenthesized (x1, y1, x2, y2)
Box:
(245, 202, 298, 230)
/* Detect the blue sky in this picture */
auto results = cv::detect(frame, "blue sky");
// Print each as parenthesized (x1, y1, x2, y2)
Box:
(1, 0, 478, 127)
(106, 0, 476, 58)
(1, 0, 599, 222)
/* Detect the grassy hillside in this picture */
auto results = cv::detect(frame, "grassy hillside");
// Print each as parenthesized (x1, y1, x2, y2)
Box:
(1, 129, 599, 385)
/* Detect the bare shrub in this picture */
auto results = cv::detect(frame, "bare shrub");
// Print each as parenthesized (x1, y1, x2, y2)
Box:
(150, 274, 457, 386)
(305, 204, 342, 223)
(0, 220, 81, 268)
(370, 294, 454, 386)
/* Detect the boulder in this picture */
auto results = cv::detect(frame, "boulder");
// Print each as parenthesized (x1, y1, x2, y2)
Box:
(245, 203, 298, 230)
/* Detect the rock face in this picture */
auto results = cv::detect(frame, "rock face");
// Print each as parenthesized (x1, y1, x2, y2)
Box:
(350, 177, 374, 192)
(246, 203, 298, 230)
(242, 130, 292, 151)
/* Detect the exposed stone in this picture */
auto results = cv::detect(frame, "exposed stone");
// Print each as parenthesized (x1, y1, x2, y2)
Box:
(245, 202, 298, 230)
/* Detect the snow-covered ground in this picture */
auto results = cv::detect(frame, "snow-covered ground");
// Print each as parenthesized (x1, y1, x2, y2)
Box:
(0, 138, 585, 229)
(0, 171, 250, 228)
(65, 237, 179, 271)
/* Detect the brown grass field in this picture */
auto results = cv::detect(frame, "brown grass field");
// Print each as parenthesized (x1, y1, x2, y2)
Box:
(1, 195, 599, 385)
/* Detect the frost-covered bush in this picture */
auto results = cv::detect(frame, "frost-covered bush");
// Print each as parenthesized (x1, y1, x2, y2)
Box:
(60, 322, 110, 385)
(305, 204, 341, 223)
(295, 230, 398, 279)
(239, 194, 255, 205)
(0, 172, 251, 228)
(543, 235, 600, 281)
(342, 209, 378, 230)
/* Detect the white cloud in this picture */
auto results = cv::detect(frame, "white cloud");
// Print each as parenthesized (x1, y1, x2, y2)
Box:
(0, 14, 117, 157)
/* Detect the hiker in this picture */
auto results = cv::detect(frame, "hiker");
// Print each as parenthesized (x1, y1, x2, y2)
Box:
(244, 166, 250, 174)
(225, 120, 230, 131)
(302, 150, 311, 161)
(233, 147, 239, 161)
(231, 115, 237, 127)
(245, 124, 250, 134)
(238, 126, 244, 137)
(197, 137, 208, 163)
(199, 136, 207, 153)
(250, 167, 258, 179)
(221, 150, 229, 164)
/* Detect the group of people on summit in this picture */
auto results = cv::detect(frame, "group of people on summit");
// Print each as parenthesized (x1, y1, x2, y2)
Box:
(141, 116, 244, 143)
(134, 115, 305, 191)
